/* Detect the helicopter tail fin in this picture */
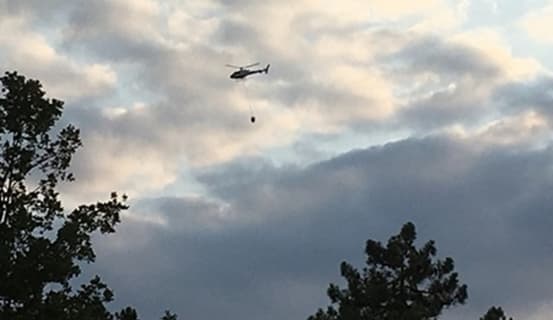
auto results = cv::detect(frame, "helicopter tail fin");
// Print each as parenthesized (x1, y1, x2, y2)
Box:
(264, 64, 270, 74)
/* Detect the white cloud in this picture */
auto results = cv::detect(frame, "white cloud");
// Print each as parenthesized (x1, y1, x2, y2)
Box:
(451, 28, 542, 81)
(519, 1, 553, 44)
(166, 9, 219, 46)
(308, 0, 443, 22)
(0, 14, 117, 100)
(447, 111, 550, 147)
(405, 0, 473, 33)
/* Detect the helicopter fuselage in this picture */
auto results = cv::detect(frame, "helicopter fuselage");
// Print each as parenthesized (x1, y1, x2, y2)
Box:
(230, 64, 270, 79)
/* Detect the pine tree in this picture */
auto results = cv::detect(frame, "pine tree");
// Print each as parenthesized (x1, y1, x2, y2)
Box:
(309, 222, 468, 320)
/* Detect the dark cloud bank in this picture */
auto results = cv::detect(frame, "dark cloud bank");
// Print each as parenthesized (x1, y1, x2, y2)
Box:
(85, 135, 553, 320)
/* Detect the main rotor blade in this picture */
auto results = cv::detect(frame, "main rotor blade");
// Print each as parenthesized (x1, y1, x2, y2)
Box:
(244, 62, 260, 68)
(225, 64, 241, 68)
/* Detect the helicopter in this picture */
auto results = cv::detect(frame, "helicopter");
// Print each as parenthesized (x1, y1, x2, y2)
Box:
(226, 62, 270, 79)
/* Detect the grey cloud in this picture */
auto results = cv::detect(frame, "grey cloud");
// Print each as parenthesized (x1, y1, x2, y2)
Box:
(85, 135, 553, 320)
(213, 18, 260, 47)
(386, 36, 501, 78)
(494, 75, 553, 120)
(56, 1, 515, 136)
(58, 1, 239, 102)
(397, 83, 490, 130)
(60, 95, 252, 186)
(59, 1, 383, 126)
(5, 0, 542, 138)
(0, 27, 116, 104)
(383, 36, 505, 130)
(0, 0, 71, 21)
(60, 1, 162, 62)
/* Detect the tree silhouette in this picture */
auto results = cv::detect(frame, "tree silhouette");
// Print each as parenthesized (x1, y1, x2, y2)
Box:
(308, 222, 511, 320)
(116, 307, 139, 320)
(160, 310, 178, 320)
(0, 71, 174, 319)
(480, 306, 512, 320)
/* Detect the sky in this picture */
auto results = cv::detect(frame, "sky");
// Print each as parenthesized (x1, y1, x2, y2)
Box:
(1, 0, 553, 319)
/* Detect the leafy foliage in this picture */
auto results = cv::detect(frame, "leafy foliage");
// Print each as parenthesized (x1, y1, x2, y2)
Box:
(160, 310, 178, 320)
(0, 71, 173, 319)
(480, 306, 512, 320)
(308, 222, 510, 320)
(116, 307, 139, 320)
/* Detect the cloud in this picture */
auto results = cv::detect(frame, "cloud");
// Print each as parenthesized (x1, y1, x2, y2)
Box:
(518, 1, 553, 44)
(4, 0, 533, 208)
(3, 0, 549, 205)
(82, 134, 553, 320)
(0, 13, 117, 101)
(382, 29, 543, 132)
(59, 97, 303, 204)
(450, 28, 542, 81)
(2, 2, 553, 320)
(381, 35, 498, 130)
(494, 75, 553, 124)
(0, 0, 70, 21)
(61, 0, 165, 61)
(458, 111, 550, 147)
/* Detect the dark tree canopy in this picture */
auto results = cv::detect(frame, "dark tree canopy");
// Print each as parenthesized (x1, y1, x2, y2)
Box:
(160, 310, 178, 320)
(116, 307, 139, 320)
(480, 307, 512, 320)
(308, 222, 511, 320)
(0, 71, 173, 319)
